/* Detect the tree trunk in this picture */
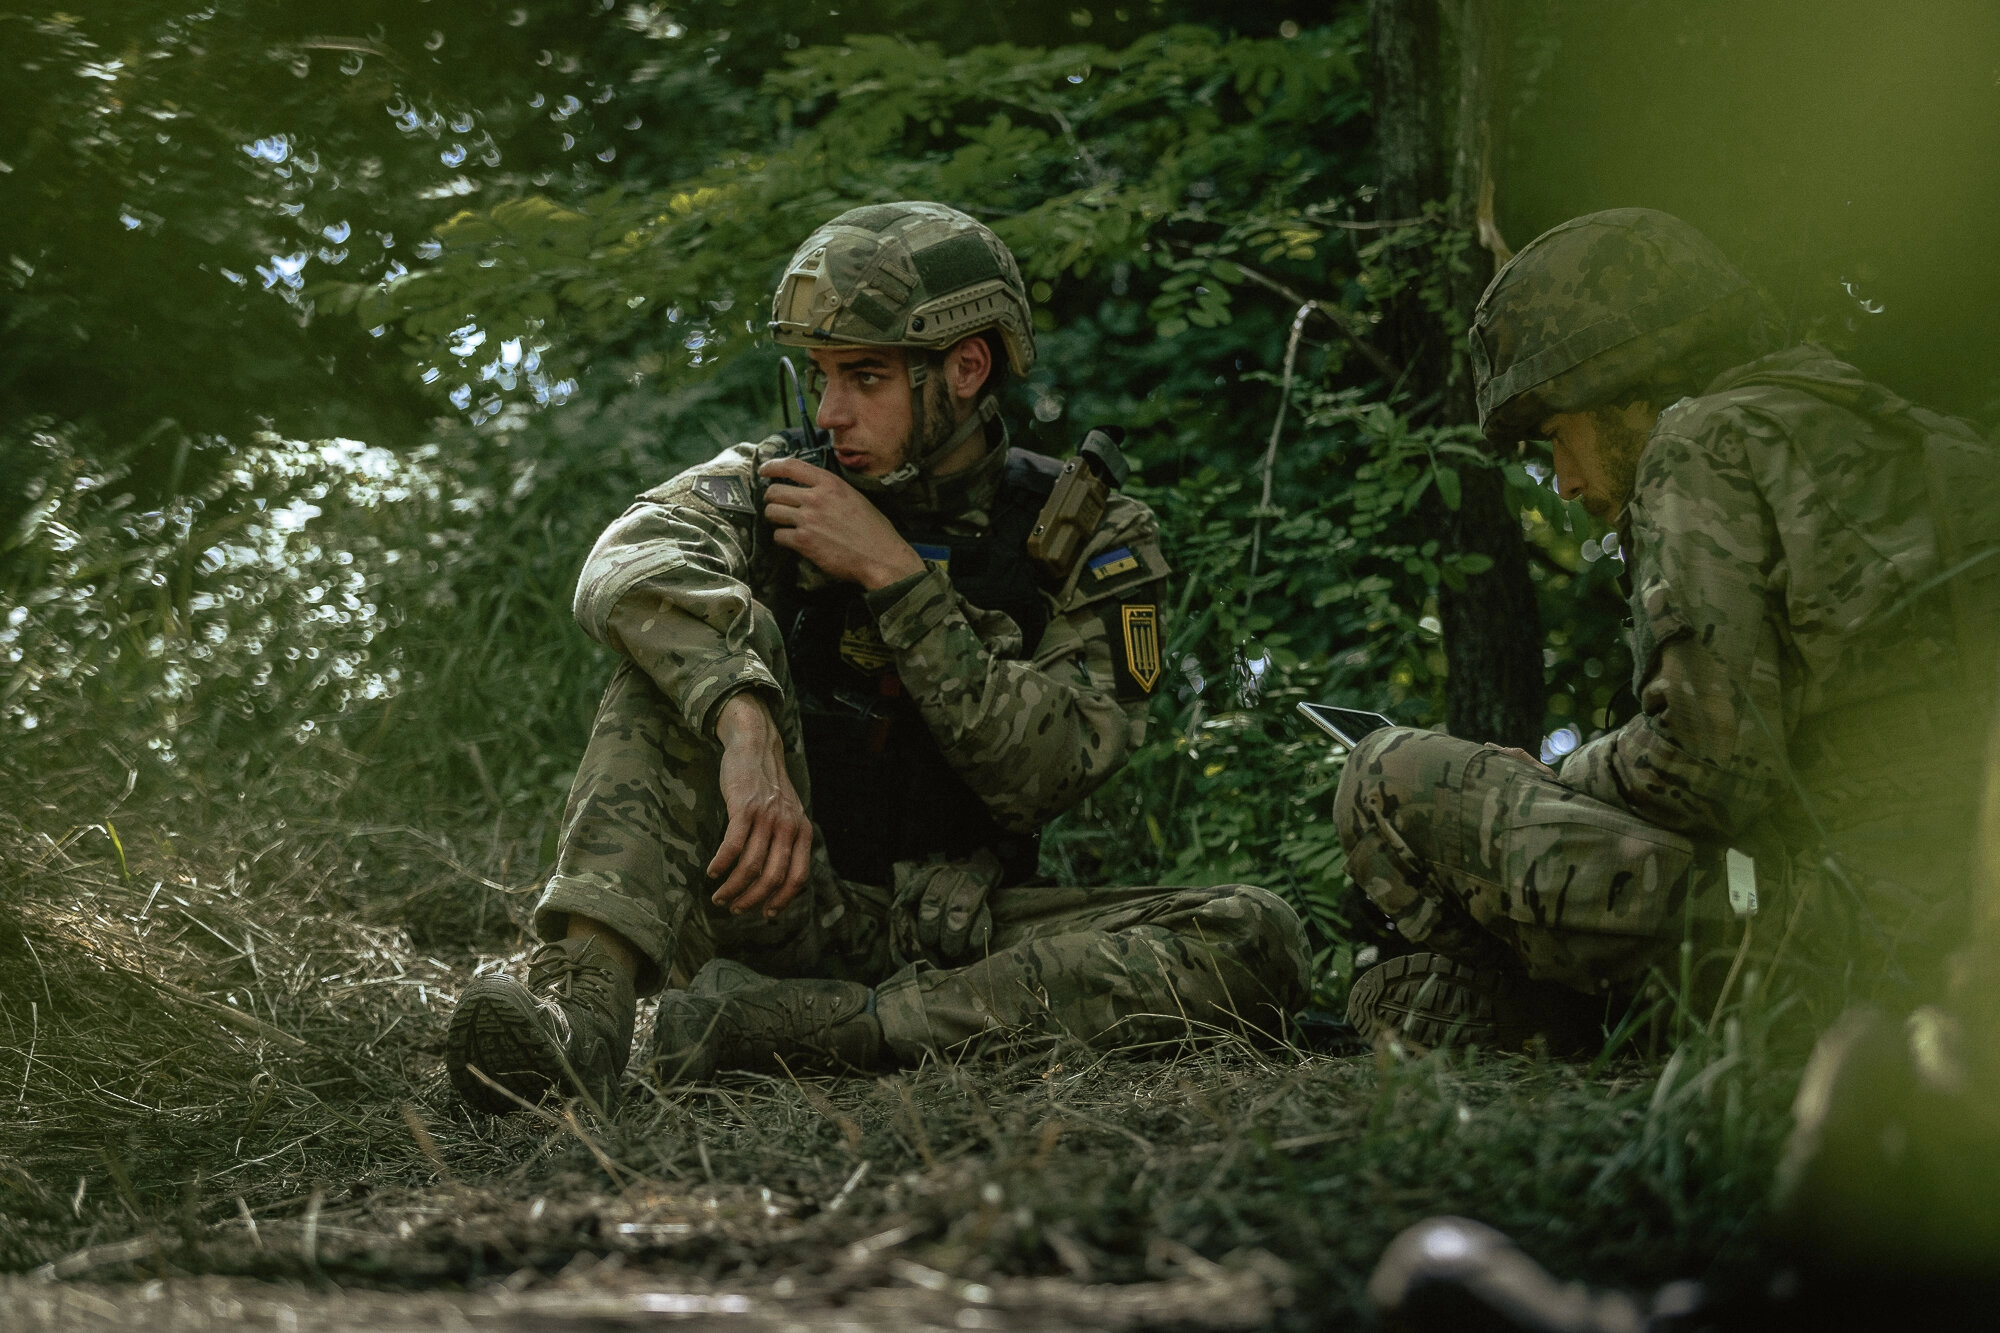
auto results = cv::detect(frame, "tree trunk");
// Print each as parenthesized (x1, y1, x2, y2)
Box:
(1369, 0, 1545, 749)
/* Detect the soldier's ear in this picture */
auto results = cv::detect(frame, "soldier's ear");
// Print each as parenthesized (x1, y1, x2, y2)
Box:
(943, 334, 993, 403)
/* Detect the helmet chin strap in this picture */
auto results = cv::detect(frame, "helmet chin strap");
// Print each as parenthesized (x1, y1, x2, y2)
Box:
(869, 353, 999, 492)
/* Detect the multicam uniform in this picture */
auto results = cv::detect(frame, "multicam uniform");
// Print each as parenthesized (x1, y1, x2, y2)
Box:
(534, 428, 1308, 1059)
(1340, 348, 1994, 1000)
(1338, 209, 2000, 1011)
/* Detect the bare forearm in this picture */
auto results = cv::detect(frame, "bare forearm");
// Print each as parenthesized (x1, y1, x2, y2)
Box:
(715, 690, 777, 748)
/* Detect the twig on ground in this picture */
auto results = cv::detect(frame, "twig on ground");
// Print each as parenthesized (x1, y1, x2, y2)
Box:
(234, 1195, 263, 1251)
(300, 1187, 324, 1275)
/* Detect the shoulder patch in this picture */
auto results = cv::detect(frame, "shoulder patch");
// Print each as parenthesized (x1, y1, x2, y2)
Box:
(1067, 539, 1168, 608)
(1100, 596, 1165, 699)
(1086, 547, 1142, 580)
(1121, 605, 1162, 693)
(1080, 544, 1144, 580)
(691, 473, 756, 515)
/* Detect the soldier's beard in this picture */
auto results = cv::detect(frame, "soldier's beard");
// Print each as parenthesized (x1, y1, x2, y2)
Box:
(890, 373, 967, 476)
(1588, 404, 1656, 523)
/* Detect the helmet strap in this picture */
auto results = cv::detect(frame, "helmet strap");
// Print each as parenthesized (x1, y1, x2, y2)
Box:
(874, 353, 1000, 493)
(902, 354, 932, 477)
(927, 392, 1000, 467)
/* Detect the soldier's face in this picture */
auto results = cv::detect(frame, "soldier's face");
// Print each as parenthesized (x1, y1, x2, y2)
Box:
(1540, 401, 1657, 523)
(810, 346, 919, 477)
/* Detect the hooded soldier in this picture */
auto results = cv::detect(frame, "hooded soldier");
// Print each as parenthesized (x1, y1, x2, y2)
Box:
(444, 202, 1309, 1113)
(1337, 207, 2000, 1049)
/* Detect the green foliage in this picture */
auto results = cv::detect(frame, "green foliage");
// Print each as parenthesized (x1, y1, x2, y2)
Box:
(3, 424, 430, 793)
(4, 8, 1640, 988)
(331, 21, 1366, 421)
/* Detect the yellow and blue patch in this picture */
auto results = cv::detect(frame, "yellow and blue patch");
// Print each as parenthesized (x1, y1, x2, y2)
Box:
(1087, 546, 1140, 580)
(911, 543, 951, 573)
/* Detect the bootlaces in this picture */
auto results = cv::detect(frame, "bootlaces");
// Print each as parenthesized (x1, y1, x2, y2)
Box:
(526, 942, 619, 1013)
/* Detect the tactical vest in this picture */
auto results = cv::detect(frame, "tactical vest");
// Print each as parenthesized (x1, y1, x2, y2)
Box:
(768, 439, 1062, 888)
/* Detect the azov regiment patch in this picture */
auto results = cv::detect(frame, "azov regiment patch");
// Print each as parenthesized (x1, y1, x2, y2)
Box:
(1120, 604, 1161, 694)
(839, 602, 895, 672)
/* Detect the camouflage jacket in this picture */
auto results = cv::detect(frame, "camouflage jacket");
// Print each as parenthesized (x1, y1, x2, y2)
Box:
(1559, 346, 1992, 849)
(572, 431, 1170, 834)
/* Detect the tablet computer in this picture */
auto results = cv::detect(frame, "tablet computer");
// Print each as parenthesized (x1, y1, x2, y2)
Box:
(1296, 702, 1397, 751)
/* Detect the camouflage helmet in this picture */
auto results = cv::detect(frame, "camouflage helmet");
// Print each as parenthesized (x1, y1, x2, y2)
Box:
(1470, 208, 1765, 445)
(770, 201, 1036, 375)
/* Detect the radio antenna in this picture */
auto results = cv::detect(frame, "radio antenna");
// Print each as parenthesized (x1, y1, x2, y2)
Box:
(776, 356, 822, 445)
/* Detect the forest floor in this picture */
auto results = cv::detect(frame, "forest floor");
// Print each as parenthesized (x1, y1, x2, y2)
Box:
(0, 804, 1801, 1330)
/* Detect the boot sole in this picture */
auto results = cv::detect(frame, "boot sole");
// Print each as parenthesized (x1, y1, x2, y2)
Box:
(446, 976, 571, 1114)
(1346, 952, 1501, 1048)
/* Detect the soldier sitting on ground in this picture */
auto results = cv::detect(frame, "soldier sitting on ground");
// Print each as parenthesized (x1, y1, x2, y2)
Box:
(444, 201, 1310, 1113)
(1337, 208, 2000, 1049)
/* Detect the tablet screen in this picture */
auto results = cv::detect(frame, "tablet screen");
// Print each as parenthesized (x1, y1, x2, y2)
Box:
(1296, 703, 1397, 750)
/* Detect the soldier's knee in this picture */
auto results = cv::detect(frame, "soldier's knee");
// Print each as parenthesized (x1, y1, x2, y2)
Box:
(1333, 727, 1455, 842)
(1334, 728, 1446, 868)
(1192, 884, 1311, 1011)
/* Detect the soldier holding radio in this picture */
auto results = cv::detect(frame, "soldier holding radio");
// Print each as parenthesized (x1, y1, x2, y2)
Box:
(445, 201, 1308, 1113)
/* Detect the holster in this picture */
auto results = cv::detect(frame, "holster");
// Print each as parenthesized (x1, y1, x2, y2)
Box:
(1027, 427, 1131, 582)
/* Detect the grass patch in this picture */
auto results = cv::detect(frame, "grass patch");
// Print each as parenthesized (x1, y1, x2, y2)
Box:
(0, 789, 1804, 1327)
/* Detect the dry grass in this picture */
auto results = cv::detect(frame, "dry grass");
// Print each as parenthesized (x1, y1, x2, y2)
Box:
(0, 791, 1802, 1329)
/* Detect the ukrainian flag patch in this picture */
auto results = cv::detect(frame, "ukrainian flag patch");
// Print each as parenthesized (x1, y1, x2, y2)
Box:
(911, 543, 951, 573)
(1087, 547, 1140, 580)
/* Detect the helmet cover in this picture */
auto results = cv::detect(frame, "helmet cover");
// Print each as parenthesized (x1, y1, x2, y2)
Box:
(1470, 208, 1762, 444)
(770, 201, 1035, 375)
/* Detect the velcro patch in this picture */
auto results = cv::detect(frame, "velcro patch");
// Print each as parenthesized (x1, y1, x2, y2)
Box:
(1087, 547, 1141, 580)
(1101, 601, 1163, 699)
(691, 473, 755, 514)
(840, 622, 895, 672)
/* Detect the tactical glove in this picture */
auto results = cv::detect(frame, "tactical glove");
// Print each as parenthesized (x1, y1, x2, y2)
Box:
(891, 848, 1002, 963)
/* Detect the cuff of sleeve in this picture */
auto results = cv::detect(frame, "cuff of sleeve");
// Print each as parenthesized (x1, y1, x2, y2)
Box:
(1557, 729, 1630, 806)
(866, 566, 955, 650)
(1556, 733, 1600, 783)
(683, 653, 781, 737)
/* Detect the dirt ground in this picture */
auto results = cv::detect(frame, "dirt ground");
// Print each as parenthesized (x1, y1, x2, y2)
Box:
(4, 1263, 1282, 1331)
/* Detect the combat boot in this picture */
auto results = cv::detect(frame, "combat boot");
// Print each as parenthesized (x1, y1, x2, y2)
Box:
(446, 936, 636, 1114)
(651, 959, 886, 1084)
(1346, 951, 1597, 1053)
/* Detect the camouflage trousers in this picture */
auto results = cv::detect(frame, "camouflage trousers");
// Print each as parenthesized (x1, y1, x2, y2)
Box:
(1333, 727, 1726, 995)
(534, 651, 1309, 1062)
(1336, 727, 1981, 1006)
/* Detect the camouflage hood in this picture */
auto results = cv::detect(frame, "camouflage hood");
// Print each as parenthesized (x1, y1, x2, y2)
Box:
(1471, 208, 1769, 444)
(1702, 344, 1917, 423)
